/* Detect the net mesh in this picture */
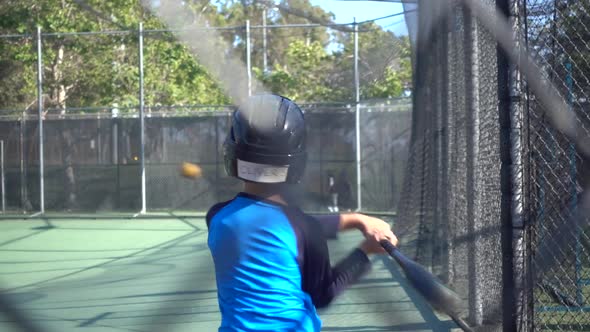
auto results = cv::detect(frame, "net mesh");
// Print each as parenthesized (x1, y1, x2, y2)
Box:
(0, 23, 412, 216)
(2, 0, 590, 330)
(398, 2, 504, 328)
(400, 0, 590, 330)
(0, 103, 411, 216)
(0, 34, 39, 215)
(524, 0, 590, 330)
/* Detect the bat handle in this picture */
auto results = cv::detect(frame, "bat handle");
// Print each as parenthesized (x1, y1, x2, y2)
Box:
(379, 239, 398, 255)
(380, 239, 405, 266)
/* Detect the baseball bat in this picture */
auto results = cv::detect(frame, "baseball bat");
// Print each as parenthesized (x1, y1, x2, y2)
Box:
(380, 240, 473, 332)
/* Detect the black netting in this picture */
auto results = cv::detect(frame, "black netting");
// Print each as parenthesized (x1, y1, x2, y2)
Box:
(400, 0, 590, 330)
(0, 102, 411, 216)
(398, 1, 506, 327)
(0, 34, 38, 215)
(144, 110, 236, 213)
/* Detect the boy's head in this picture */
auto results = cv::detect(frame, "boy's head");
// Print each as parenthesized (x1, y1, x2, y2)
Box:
(223, 94, 307, 184)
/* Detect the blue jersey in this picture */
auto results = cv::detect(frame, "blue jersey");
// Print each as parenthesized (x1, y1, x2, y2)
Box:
(206, 193, 370, 332)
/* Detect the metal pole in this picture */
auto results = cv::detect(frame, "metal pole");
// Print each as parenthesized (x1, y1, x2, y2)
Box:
(97, 120, 101, 163)
(497, 0, 517, 330)
(114, 121, 120, 209)
(246, 20, 252, 96)
(36, 26, 45, 214)
(139, 22, 146, 214)
(20, 114, 25, 212)
(215, 118, 219, 201)
(566, 61, 582, 305)
(508, 0, 528, 327)
(263, 9, 268, 73)
(354, 19, 362, 211)
(464, 8, 483, 325)
(1, 140, 5, 213)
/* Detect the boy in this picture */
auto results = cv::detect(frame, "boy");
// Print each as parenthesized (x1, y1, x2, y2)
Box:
(207, 94, 398, 332)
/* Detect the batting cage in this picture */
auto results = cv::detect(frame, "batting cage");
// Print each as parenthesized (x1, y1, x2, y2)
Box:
(398, 0, 590, 331)
(1, 0, 590, 331)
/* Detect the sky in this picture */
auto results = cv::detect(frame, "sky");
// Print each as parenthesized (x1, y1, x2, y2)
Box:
(309, 0, 409, 36)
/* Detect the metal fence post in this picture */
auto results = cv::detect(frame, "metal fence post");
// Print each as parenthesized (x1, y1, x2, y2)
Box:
(20, 113, 25, 212)
(566, 61, 582, 305)
(354, 19, 362, 211)
(497, 0, 519, 330)
(1, 140, 5, 213)
(508, 0, 528, 328)
(246, 20, 252, 96)
(36, 26, 45, 214)
(464, 7, 483, 324)
(262, 9, 268, 73)
(139, 22, 146, 214)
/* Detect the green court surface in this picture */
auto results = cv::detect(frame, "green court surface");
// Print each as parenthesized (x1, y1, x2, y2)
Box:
(0, 218, 460, 331)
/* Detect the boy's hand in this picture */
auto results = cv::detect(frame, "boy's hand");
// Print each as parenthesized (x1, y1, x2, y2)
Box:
(354, 214, 398, 250)
(359, 238, 387, 255)
(354, 213, 398, 255)
(326, 213, 399, 250)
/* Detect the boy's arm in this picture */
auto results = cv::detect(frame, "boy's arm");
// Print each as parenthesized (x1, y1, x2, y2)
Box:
(312, 213, 396, 243)
(309, 214, 341, 238)
(300, 214, 371, 308)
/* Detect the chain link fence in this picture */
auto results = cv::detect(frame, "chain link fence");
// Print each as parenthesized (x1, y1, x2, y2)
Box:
(399, 0, 590, 330)
(0, 22, 411, 217)
(0, 102, 411, 216)
(524, 0, 590, 330)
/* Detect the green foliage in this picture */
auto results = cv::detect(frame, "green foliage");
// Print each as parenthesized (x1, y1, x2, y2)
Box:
(255, 28, 412, 102)
(557, 1, 590, 98)
(363, 67, 403, 99)
(0, 0, 412, 113)
(363, 57, 412, 99)
(257, 40, 335, 101)
(144, 37, 229, 105)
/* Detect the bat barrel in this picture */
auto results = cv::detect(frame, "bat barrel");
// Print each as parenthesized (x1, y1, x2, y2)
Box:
(379, 240, 472, 332)
(451, 316, 475, 332)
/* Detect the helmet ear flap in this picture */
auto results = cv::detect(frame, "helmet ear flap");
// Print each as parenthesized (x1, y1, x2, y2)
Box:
(285, 152, 307, 184)
(223, 138, 238, 178)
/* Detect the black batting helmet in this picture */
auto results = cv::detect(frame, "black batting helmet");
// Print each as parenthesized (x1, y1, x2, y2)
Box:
(223, 94, 307, 184)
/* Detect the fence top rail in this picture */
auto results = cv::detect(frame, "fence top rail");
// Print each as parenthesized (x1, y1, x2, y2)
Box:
(0, 102, 411, 121)
(0, 98, 412, 121)
(0, 21, 366, 40)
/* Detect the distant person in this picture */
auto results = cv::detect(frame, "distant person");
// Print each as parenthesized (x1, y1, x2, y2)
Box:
(335, 170, 353, 211)
(327, 173, 338, 212)
(206, 95, 398, 332)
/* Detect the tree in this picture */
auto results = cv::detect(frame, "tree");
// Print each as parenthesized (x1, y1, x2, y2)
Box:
(361, 35, 412, 98)
(0, 0, 232, 209)
(255, 40, 334, 102)
(0, 0, 412, 109)
(0, 1, 39, 112)
(210, 0, 333, 74)
(329, 22, 412, 101)
(555, 0, 590, 100)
